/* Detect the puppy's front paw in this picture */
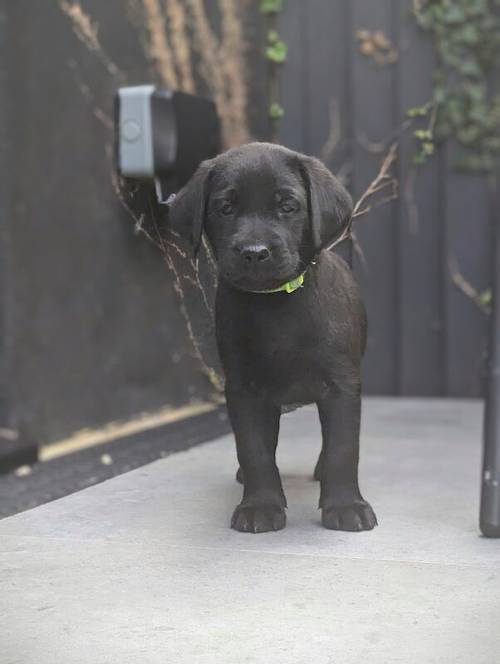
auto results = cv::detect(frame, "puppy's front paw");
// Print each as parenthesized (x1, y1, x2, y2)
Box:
(231, 504, 286, 533)
(322, 500, 377, 532)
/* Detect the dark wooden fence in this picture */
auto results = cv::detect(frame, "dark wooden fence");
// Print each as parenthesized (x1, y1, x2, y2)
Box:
(0, 0, 493, 460)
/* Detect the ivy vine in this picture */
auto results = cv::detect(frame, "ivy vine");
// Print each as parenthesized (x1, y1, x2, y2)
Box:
(410, 0, 500, 172)
(260, 0, 287, 141)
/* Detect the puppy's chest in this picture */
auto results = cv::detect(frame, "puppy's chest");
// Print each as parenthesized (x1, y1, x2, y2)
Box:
(242, 324, 334, 405)
(250, 325, 311, 363)
(216, 287, 348, 402)
(240, 312, 334, 382)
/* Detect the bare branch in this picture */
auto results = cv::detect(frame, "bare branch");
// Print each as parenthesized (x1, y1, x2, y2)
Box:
(448, 257, 491, 315)
(327, 142, 399, 252)
(350, 230, 368, 272)
(320, 97, 341, 163)
(59, 1, 126, 81)
(353, 142, 399, 217)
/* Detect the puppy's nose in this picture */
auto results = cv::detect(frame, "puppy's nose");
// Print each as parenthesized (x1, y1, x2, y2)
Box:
(233, 243, 271, 264)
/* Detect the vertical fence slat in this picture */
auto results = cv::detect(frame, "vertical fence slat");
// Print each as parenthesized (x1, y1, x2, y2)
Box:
(350, 0, 399, 394)
(444, 164, 491, 397)
(303, 0, 349, 170)
(305, 1, 354, 267)
(397, 0, 444, 395)
(278, 0, 308, 152)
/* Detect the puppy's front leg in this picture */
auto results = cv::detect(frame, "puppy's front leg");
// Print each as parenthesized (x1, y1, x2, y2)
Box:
(317, 386, 377, 531)
(226, 387, 286, 533)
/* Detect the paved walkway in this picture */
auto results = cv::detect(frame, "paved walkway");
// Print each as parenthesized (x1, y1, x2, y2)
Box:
(1, 399, 499, 663)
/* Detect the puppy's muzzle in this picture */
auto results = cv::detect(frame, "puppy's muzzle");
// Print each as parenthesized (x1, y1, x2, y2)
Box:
(232, 243, 271, 266)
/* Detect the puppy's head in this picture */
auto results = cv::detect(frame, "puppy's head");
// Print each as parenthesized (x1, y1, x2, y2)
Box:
(169, 142, 352, 292)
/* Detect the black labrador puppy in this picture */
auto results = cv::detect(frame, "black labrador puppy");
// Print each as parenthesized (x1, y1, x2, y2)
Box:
(169, 142, 377, 534)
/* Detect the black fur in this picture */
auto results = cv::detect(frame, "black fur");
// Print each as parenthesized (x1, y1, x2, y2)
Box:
(169, 142, 377, 533)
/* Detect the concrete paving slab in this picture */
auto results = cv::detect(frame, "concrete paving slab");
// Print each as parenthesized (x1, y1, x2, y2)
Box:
(1, 398, 499, 663)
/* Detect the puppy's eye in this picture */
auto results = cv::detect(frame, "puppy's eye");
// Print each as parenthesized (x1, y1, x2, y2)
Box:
(220, 202, 234, 216)
(280, 202, 297, 214)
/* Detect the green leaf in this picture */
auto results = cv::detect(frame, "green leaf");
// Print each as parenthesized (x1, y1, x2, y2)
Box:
(443, 4, 466, 24)
(414, 129, 433, 140)
(457, 59, 481, 77)
(433, 86, 447, 104)
(457, 125, 480, 144)
(478, 289, 492, 307)
(266, 40, 288, 63)
(421, 141, 435, 155)
(269, 102, 285, 120)
(260, 0, 283, 14)
(466, 83, 486, 102)
(407, 103, 431, 118)
(459, 24, 479, 45)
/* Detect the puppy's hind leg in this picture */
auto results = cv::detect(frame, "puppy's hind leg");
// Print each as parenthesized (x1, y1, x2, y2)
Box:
(226, 387, 286, 533)
(317, 385, 377, 531)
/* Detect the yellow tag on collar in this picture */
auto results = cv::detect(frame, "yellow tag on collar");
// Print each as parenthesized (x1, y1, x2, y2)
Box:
(251, 273, 305, 294)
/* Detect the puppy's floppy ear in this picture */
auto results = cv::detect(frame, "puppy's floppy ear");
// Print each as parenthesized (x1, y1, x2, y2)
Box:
(167, 159, 213, 257)
(299, 155, 353, 252)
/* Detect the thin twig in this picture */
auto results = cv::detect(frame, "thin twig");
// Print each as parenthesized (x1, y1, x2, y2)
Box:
(350, 230, 368, 271)
(59, 1, 126, 82)
(327, 142, 399, 252)
(320, 97, 341, 163)
(448, 257, 491, 315)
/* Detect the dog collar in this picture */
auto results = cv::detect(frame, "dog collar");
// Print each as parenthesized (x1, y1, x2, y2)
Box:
(249, 272, 305, 295)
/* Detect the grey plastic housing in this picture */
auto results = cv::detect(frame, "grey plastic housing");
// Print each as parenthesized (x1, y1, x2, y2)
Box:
(115, 85, 220, 202)
(116, 85, 176, 179)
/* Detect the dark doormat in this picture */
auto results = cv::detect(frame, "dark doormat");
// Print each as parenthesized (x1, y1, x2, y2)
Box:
(0, 406, 230, 519)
